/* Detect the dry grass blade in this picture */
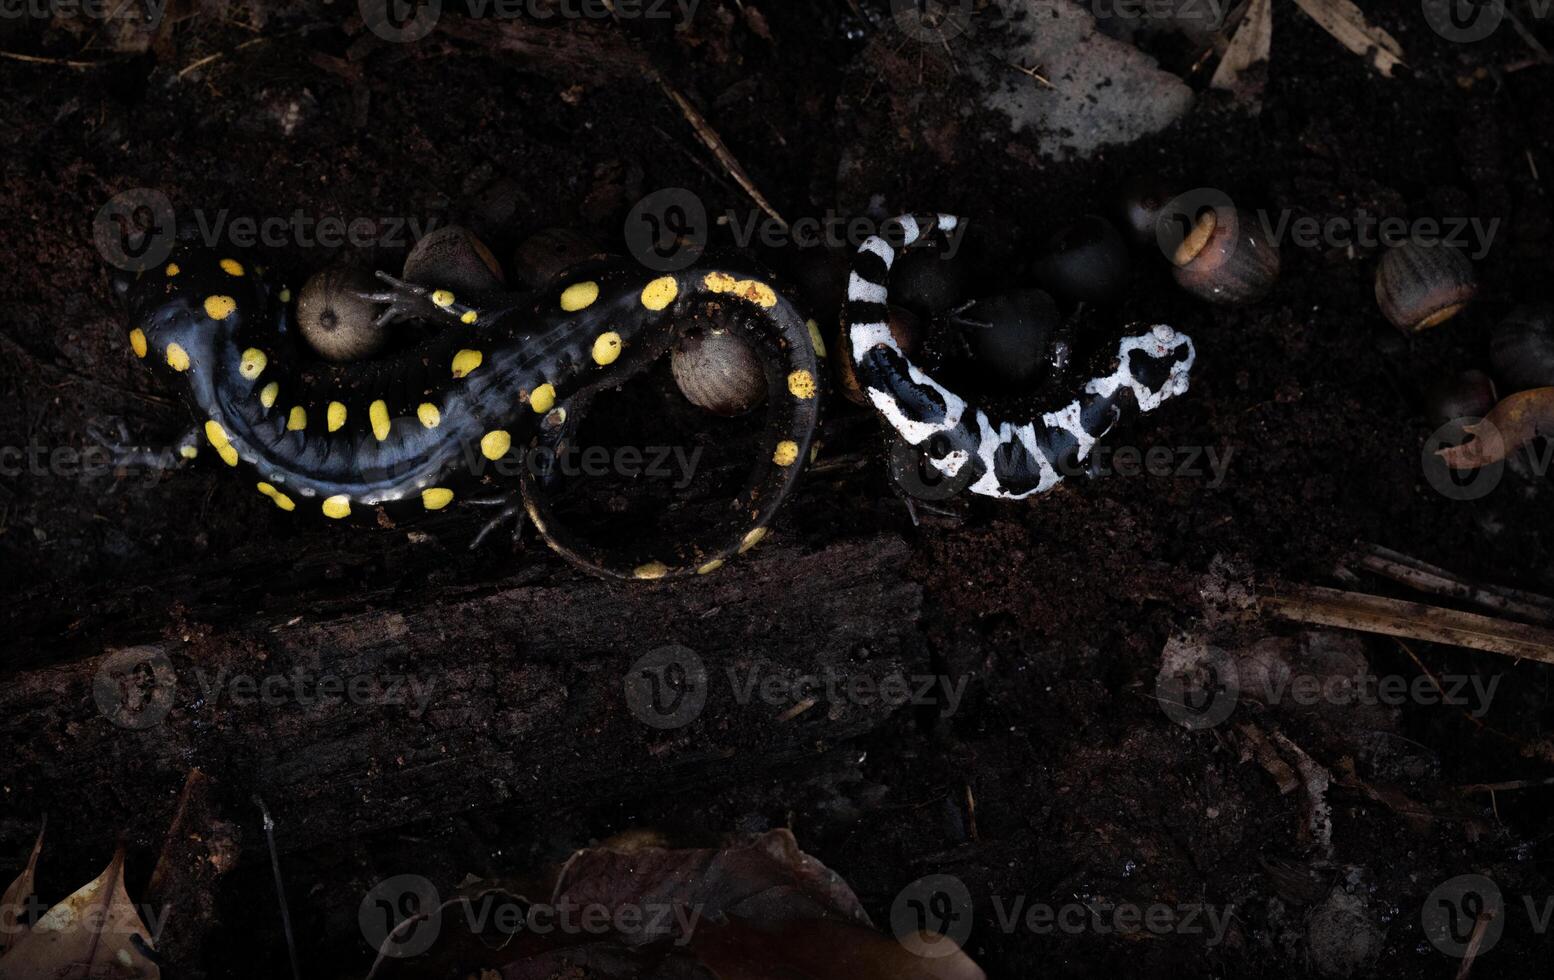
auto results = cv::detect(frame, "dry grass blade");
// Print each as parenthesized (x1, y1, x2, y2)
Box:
(1210, 0, 1272, 103)
(0, 818, 44, 953)
(1354, 543, 1554, 625)
(1291, 0, 1405, 76)
(651, 69, 788, 229)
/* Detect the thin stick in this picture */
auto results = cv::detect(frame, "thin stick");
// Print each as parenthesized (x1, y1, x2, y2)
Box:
(1258, 585, 1554, 663)
(0, 50, 102, 68)
(650, 70, 787, 229)
(1458, 777, 1554, 793)
(254, 797, 303, 980)
(1354, 543, 1554, 623)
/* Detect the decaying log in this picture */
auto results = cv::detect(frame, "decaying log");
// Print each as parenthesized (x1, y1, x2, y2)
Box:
(0, 532, 924, 859)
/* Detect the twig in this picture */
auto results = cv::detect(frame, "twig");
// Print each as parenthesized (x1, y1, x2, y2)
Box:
(1257, 584, 1554, 663)
(649, 69, 787, 229)
(0, 50, 104, 68)
(1456, 905, 1496, 980)
(254, 796, 303, 980)
(1352, 543, 1554, 624)
(178, 32, 299, 80)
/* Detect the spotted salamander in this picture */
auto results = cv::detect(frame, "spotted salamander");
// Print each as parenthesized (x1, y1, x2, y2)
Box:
(846, 213, 1196, 497)
(115, 244, 821, 580)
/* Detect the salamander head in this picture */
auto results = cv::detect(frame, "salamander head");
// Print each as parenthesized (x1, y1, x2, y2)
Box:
(115, 244, 268, 378)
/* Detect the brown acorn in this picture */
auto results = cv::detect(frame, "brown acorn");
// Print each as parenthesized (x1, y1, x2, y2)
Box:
(403, 225, 504, 295)
(296, 266, 386, 362)
(512, 227, 608, 290)
(1489, 304, 1554, 392)
(1171, 207, 1280, 306)
(835, 305, 923, 407)
(671, 324, 767, 417)
(1374, 242, 1476, 332)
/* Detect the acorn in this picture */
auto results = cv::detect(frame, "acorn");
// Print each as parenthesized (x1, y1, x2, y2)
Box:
(1374, 242, 1476, 332)
(512, 227, 607, 290)
(1033, 215, 1131, 306)
(671, 324, 767, 417)
(1426, 369, 1497, 426)
(891, 246, 968, 320)
(1171, 207, 1280, 306)
(403, 225, 504, 295)
(836, 305, 923, 407)
(296, 265, 387, 362)
(957, 289, 1062, 386)
(1489, 304, 1554, 392)
(1118, 174, 1178, 247)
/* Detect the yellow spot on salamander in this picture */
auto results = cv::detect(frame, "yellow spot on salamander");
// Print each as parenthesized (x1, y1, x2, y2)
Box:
(787, 370, 816, 399)
(460, 309, 478, 325)
(480, 430, 511, 460)
(431, 289, 455, 308)
(451, 349, 483, 378)
(239, 348, 267, 380)
(219, 258, 245, 277)
(530, 383, 556, 413)
(702, 272, 778, 308)
(260, 382, 279, 409)
(287, 405, 308, 431)
(772, 440, 799, 466)
(739, 526, 767, 553)
(203, 295, 236, 320)
(417, 403, 441, 429)
(591, 331, 622, 366)
(641, 276, 679, 311)
(179, 445, 198, 460)
(697, 558, 725, 575)
(278, 287, 292, 303)
(807, 319, 827, 358)
(321, 495, 351, 519)
(204, 420, 238, 467)
(633, 561, 670, 580)
(369, 400, 391, 441)
(422, 487, 454, 510)
(257, 482, 296, 512)
(128, 328, 147, 358)
(166, 343, 190, 372)
(327, 401, 347, 432)
(560, 281, 600, 312)
(164, 262, 180, 277)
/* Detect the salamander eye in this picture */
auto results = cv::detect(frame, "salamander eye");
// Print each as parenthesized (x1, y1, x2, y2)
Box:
(297, 266, 386, 362)
(404, 225, 504, 294)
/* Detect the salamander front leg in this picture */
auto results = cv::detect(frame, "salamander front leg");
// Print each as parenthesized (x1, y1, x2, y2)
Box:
(362, 272, 529, 330)
(87, 420, 201, 473)
(465, 493, 530, 551)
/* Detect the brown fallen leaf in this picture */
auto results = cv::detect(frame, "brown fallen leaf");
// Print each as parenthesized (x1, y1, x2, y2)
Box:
(0, 845, 161, 979)
(1291, 0, 1405, 77)
(1436, 387, 1554, 469)
(0, 819, 44, 954)
(1210, 0, 1273, 106)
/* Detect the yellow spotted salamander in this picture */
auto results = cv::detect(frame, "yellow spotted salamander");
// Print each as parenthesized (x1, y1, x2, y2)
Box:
(115, 245, 820, 580)
(847, 213, 1196, 497)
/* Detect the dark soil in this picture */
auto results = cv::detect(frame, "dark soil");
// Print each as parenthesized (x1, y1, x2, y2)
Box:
(2, 0, 1553, 977)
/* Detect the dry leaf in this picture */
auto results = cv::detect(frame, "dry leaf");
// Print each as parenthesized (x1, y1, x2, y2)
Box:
(1210, 0, 1273, 106)
(1436, 387, 1554, 469)
(1291, 0, 1405, 77)
(0, 846, 161, 979)
(0, 819, 44, 954)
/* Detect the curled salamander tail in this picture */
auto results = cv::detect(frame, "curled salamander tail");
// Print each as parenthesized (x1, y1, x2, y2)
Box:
(845, 213, 1195, 499)
(520, 268, 823, 580)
